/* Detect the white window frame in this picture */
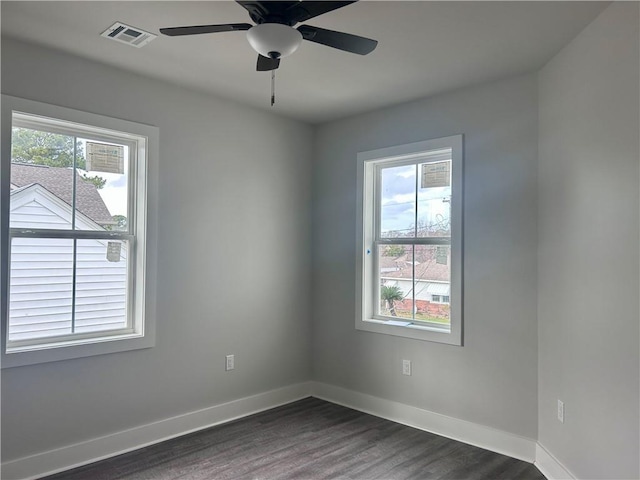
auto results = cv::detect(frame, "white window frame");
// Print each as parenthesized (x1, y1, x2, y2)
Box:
(355, 135, 463, 345)
(1, 95, 157, 367)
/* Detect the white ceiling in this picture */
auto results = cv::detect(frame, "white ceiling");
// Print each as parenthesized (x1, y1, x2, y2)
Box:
(1, 1, 608, 124)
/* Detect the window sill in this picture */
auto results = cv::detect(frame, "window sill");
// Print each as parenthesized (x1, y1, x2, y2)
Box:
(356, 318, 462, 345)
(2, 332, 155, 368)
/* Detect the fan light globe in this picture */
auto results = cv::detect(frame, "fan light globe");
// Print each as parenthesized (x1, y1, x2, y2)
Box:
(247, 23, 303, 59)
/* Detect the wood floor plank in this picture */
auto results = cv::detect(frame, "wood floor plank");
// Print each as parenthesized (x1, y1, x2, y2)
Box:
(42, 397, 546, 480)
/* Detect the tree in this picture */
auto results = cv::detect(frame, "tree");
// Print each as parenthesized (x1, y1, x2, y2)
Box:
(414, 213, 451, 238)
(380, 285, 404, 317)
(12, 128, 82, 167)
(110, 215, 128, 232)
(11, 127, 106, 189)
(383, 245, 405, 257)
(85, 175, 106, 189)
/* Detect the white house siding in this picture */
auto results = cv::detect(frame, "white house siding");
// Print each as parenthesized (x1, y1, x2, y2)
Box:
(382, 277, 450, 302)
(9, 187, 127, 341)
(75, 239, 127, 334)
(10, 198, 70, 230)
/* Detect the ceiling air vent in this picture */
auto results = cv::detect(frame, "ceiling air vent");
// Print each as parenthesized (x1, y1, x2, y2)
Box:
(101, 22, 156, 48)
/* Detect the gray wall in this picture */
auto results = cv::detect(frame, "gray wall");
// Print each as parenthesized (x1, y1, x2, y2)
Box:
(312, 74, 539, 438)
(538, 3, 640, 479)
(3, 3, 639, 475)
(1, 38, 313, 461)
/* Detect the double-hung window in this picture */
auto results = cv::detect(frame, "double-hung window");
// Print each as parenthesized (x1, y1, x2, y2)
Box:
(356, 135, 463, 345)
(1, 96, 157, 367)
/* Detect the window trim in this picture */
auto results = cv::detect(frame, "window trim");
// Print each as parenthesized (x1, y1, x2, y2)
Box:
(355, 135, 463, 345)
(1, 95, 158, 368)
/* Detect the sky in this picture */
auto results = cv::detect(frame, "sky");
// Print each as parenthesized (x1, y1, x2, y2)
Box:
(97, 172, 128, 217)
(380, 163, 451, 236)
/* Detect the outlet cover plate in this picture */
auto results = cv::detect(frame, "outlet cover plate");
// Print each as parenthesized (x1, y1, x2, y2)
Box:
(226, 354, 235, 371)
(402, 359, 411, 376)
(557, 399, 564, 423)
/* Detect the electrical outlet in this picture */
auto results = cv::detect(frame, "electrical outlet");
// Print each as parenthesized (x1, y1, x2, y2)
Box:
(402, 359, 411, 376)
(557, 399, 564, 423)
(225, 354, 235, 371)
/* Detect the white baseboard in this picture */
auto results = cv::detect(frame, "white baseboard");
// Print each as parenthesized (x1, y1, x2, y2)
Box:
(3, 380, 566, 480)
(535, 443, 576, 479)
(1, 382, 313, 480)
(311, 381, 537, 463)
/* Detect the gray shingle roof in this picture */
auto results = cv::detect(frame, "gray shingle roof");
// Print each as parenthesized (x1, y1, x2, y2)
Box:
(11, 163, 115, 225)
(379, 250, 450, 282)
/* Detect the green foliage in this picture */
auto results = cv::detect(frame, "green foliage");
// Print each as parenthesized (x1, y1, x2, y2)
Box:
(113, 215, 127, 230)
(380, 285, 404, 317)
(81, 174, 106, 190)
(11, 127, 106, 190)
(12, 127, 86, 168)
(383, 245, 405, 257)
(112, 215, 127, 228)
(380, 285, 404, 302)
(105, 215, 127, 232)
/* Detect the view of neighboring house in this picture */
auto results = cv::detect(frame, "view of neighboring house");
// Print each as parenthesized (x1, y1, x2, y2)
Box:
(9, 163, 127, 341)
(379, 245, 450, 321)
(11, 163, 116, 228)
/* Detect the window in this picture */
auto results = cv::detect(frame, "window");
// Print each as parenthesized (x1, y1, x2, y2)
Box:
(431, 295, 450, 304)
(1, 96, 157, 367)
(356, 135, 463, 345)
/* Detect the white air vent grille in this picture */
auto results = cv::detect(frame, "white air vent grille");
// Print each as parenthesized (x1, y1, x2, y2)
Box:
(101, 22, 156, 48)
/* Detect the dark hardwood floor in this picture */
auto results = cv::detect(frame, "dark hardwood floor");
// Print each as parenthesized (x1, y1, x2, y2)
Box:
(43, 397, 546, 480)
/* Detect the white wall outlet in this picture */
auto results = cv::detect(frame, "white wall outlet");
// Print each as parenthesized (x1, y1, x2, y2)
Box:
(402, 359, 411, 376)
(557, 399, 564, 423)
(225, 354, 235, 371)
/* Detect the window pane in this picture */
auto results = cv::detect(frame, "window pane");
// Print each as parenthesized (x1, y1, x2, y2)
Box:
(414, 244, 450, 327)
(75, 139, 129, 232)
(380, 164, 416, 238)
(10, 127, 74, 230)
(378, 244, 413, 319)
(8, 128, 129, 233)
(75, 239, 129, 333)
(8, 238, 73, 341)
(417, 161, 451, 238)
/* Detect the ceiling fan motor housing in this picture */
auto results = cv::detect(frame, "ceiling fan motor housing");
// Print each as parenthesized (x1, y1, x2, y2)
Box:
(247, 23, 303, 59)
(160, 1, 378, 73)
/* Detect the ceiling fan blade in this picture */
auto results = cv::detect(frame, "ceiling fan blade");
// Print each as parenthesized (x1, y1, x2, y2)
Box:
(160, 23, 252, 37)
(298, 25, 377, 55)
(236, 1, 270, 24)
(236, 1, 298, 24)
(285, 1, 357, 25)
(257, 55, 281, 71)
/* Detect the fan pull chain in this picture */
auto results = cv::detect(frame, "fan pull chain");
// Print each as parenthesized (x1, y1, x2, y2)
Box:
(271, 69, 276, 106)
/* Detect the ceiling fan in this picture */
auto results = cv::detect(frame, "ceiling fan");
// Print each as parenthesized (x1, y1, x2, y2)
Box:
(159, 1, 378, 72)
